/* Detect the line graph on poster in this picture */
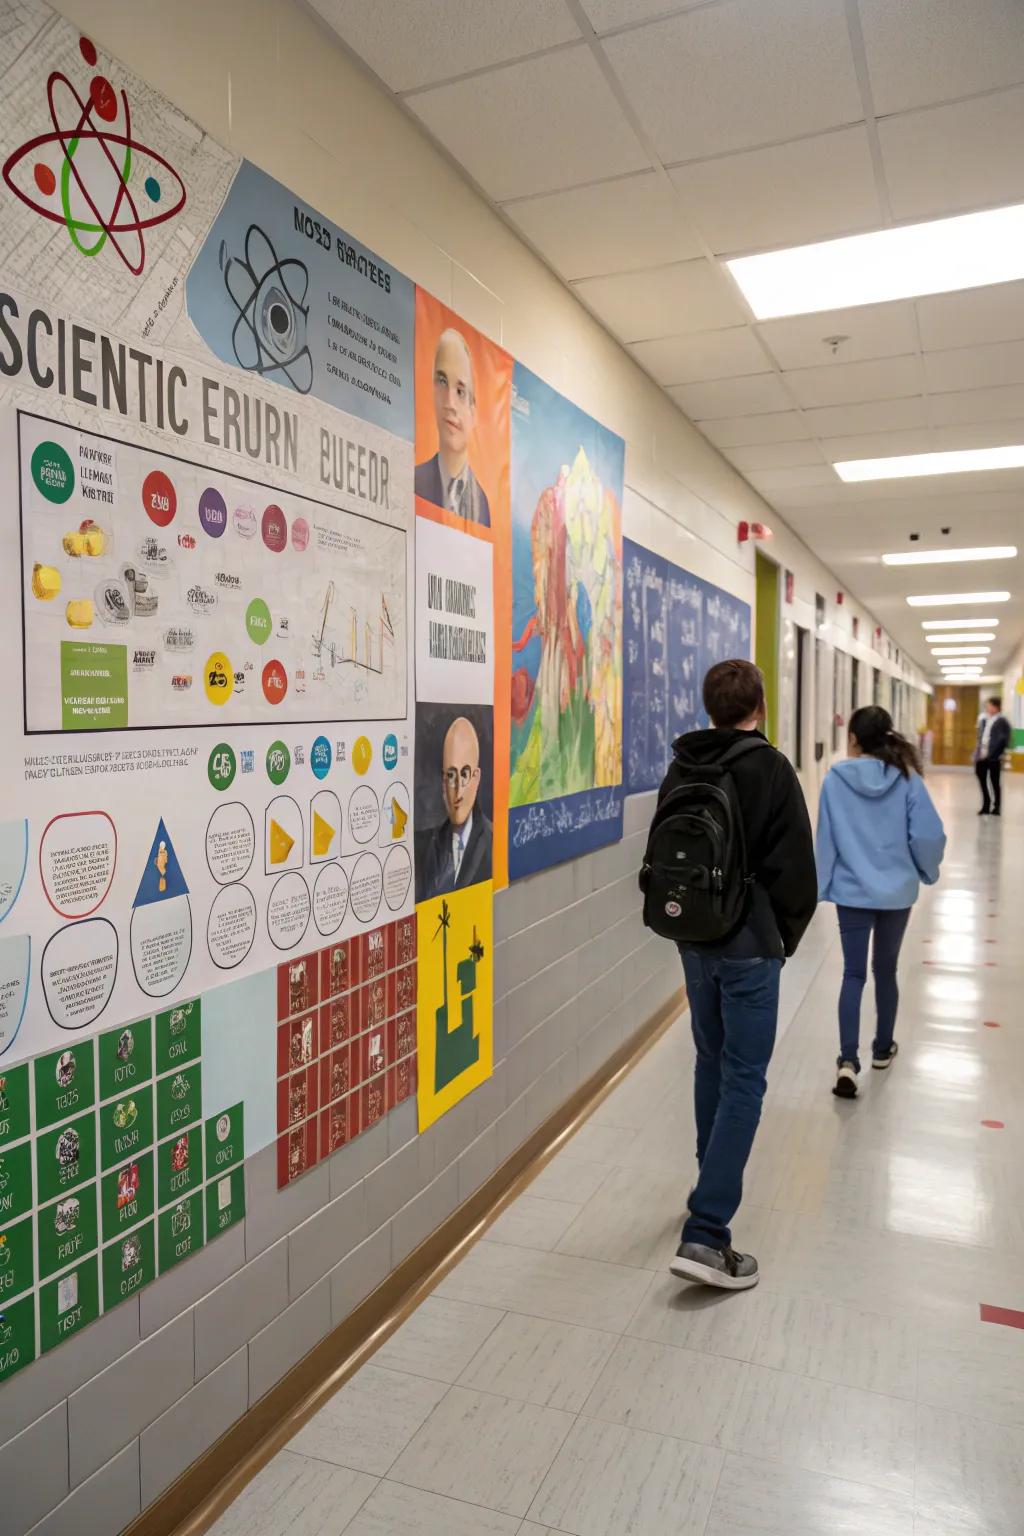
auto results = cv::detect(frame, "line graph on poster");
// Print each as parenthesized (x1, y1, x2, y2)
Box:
(18, 411, 408, 733)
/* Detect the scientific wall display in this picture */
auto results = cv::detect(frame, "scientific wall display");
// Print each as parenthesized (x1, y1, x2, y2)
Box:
(623, 539, 753, 794)
(0, 1, 416, 1378)
(509, 366, 625, 879)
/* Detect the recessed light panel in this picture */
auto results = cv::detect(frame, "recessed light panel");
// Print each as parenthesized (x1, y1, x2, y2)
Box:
(925, 632, 996, 643)
(882, 546, 1017, 567)
(930, 647, 991, 656)
(906, 592, 1010, 607)
(836, 447, 1024, 482)
(922, 618, 999, 630)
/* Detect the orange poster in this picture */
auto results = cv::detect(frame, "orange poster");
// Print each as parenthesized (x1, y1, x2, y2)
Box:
(414, 289, 512, 886)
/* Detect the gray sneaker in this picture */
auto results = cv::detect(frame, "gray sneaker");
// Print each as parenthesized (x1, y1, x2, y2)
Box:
(670, 1241, 759, 1290)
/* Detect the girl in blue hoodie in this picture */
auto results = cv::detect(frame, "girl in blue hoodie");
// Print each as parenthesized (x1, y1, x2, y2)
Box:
(816, 705, 946, 1098)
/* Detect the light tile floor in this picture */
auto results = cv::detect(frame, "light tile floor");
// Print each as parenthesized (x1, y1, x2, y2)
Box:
(209, 771, 1024, 1535)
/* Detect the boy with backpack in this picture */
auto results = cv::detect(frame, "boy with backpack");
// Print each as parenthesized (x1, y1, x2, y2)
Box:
(641, 659, 817, 1289)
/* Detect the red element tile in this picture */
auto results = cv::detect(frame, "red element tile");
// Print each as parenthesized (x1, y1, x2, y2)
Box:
(396, 1009, 416, 1060)
(277, 1012, 319, 1077)
(980, 1303, 1024, 1330)
(320, 940, 354, 1000)
(362, 1076, 386, 1130)
(981, 1119, 1005, 1129)
(396, 963, 416, 1014)
(983, 1020, 1001, 1029)
(394, 1055, 417, 1104)
(365, 925, 387, 980)
(277, 953, 319, 1019)
(390, 916, 416, 969)
(322, 995, 352, 1047)
(365, 976, 388, 1031)
(319, 1045, 352, 1106)
(277, 1065, 319, 1132)
(277, 1118, 319, 1186)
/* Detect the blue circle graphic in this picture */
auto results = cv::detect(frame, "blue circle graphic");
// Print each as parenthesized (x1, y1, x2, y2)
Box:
(310, 735, 332, 780)
(382, 733, 399, 771)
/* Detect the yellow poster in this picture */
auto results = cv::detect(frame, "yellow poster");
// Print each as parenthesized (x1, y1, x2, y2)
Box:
(416, 882, 493, 1131)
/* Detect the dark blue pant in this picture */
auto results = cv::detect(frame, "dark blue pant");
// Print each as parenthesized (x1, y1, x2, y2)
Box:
(679, 951, 782, 1251)
(976, 757, 1002, 813)
(836, 905, 912, 1069)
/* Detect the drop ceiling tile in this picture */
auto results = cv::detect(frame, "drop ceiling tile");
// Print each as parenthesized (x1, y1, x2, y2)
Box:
(785, 354, 923, 409)
(602, 0, 862, 162)
(572, 257, 743, 342)
(629, 326, 769, 385)
(669, 372, 792, 420)
(309, 0, 581, 92)
(408, 45, 648, 202)
(725, 440, 828, 472)
(930, 384, 1024, 426)
(923, 340, 1024, 395)
(745, 465, 842, 492)
(917, 282, 1024, 352)
(859, 0, 1024, 116)
(757, 303, 919, 371)
(879, 87, 1024, 222)
(819, 429, 937, 463)
(503, 171, 701, 281)
(930, 418, 1024, 449)
(579, 0, 707, 31)
(802, 396, 930, 437)
(699, 411, 813, 448)
(668, 127, 881, 255)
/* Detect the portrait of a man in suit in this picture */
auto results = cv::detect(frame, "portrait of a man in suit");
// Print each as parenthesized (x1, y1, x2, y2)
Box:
(415, 715, 493, 901)
(414, 329, 491, 528)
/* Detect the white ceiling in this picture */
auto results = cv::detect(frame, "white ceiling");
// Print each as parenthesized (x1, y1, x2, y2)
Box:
(310, 0, 1024, 679)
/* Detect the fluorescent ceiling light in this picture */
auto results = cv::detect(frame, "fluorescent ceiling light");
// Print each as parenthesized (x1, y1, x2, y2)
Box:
(940, 669, 983, 677)
(835, 446, 1024, 482)
(925, 632, 996, 643)
(727, 201, 1024, 320)
(930, 647, 991, 656)
(922, 618, 999, 630)
(906, 591, 1010, 607)
(882, 546, 1017, 567)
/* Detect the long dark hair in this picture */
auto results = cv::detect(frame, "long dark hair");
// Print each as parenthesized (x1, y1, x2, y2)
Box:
(849, 705, 921, 778)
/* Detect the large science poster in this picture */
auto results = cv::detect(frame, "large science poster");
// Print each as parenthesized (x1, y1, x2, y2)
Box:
(0, 2, 417, 1372)
(508, 366, 624, 879)
(623, 539, 753, 794)
(412, 294, 504, 1129)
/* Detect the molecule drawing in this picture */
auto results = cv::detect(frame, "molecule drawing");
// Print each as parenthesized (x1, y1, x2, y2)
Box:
(2, 34, 186, 276)
(220, 223, 313, 395)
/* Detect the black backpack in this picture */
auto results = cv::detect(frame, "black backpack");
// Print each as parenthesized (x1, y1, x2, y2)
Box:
(639, 737, 770, 943)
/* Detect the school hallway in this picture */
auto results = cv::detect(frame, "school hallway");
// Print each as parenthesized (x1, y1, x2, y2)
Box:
(205, 768, 1023, 1536)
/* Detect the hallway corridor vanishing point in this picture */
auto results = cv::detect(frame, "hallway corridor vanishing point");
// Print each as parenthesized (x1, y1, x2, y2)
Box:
(210, 770, 1024, 1536)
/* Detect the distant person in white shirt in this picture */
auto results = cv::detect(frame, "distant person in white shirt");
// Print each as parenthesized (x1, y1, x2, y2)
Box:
(975, 696, 1011, 816)
(415, 715, 493, 900)
(415, 329, 491, 527)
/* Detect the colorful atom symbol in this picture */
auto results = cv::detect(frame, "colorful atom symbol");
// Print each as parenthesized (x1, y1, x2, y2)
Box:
(2, 34, 186, 275)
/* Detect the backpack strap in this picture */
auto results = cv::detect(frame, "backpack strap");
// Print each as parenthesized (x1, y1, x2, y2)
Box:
(716, 736, 773, 768)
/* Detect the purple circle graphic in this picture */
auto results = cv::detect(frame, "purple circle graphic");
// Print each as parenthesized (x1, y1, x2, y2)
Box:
(198, 487, 227, 538)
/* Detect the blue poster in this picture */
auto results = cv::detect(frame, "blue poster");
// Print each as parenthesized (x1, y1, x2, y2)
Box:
(623, 538, 751, 794)
(508, 366, 625, 879)
(187, 161, 415, 440)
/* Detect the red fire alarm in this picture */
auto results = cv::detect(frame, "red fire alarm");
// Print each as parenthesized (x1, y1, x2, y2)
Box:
(737, 520, 774, 543)
(836, 591, 845, 605)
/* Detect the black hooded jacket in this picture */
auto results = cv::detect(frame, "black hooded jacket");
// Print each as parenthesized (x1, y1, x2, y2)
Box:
(657, 727, 817, 959)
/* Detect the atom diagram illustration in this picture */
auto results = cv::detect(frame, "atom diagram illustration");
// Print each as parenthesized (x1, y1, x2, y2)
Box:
(1, 34, 186, 276)
(220, 223, 314, 394)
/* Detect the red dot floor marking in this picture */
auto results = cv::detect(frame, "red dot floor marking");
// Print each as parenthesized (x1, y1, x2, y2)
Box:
(981, 1119, 1005, 1129)
(981, 1303, 1024, 1331)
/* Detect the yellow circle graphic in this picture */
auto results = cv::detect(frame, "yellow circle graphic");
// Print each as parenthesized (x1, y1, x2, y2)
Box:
(204, 651, 234, 706)
(352, 735, 372, 776)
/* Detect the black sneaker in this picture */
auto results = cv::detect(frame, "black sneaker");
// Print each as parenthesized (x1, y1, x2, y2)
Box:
(670, 1242, 759, 1290)
(872, 1042, 899, 1070)
(833, 1061, 858, 1098)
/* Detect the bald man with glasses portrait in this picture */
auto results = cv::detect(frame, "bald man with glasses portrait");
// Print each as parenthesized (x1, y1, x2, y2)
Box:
(415, 716, 493, 901)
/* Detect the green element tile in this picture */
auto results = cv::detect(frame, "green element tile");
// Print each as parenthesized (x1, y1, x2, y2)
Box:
(157, 1125, 203, 1208)
(40, 1254, 100, 1353)
(156, 1062, 202, 1141)
(205, 1167, 245, 1241)
(98, 1017, 153, 1103)
(99, 1083, 154, 1171)
(157, 1189, 204, 1275)
(36, 1112, 97, 1205)
(102, 1220, 155, 1311)
(37, 1183, 98, 1282)
(0, 1139, 33, 1226)
(0, 1063, 30, 1148)
(34, 1040, 95, 1131)
(155, 998, 201, 1075)
(100, 1152, 155, 1244)
(61, 642, 128, 730)
(0, 1215, 34, 1302)
(205, 1103, 244, 1178)
(0, 1292, 36, 1384)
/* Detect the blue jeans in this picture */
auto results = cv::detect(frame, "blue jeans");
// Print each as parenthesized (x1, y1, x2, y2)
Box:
(679, 950, 782, 1251)
(836, 905, 912, 1069)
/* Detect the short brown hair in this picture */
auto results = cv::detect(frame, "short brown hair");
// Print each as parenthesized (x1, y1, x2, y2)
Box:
(988, 695, 1002, 710)
(703, 659, 765, 728)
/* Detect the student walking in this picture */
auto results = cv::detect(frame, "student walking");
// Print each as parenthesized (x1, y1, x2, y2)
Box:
(643, 660, 817, 1290)
(816, 705, 946, 1099)
(975, 695, 1011, 816)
